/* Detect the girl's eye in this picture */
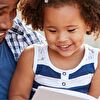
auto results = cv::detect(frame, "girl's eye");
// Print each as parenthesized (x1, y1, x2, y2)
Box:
(68, 29, 76, 32)
(48, 29, 56, 32)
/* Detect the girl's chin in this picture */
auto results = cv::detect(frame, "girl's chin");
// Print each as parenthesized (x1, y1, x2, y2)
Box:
(59, 52, 74, 57)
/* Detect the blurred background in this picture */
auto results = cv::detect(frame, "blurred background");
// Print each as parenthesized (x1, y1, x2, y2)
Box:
(84, 35, 100, 48)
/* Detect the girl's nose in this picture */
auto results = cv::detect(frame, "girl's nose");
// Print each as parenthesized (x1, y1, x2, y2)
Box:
(57, 32, 70, 42)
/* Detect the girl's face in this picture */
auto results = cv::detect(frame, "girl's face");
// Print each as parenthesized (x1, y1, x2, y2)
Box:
(0, 0, 17, 43)
(43, 5, 90, 57)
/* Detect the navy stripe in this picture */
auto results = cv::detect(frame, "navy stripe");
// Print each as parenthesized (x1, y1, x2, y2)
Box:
(36, 65, 61, 78)
(32, 81, 42, 89)
(67, 84, 90, 94)
(69, 63, 95, 79)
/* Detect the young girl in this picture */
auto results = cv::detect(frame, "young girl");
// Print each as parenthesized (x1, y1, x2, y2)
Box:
(9, 0, 100, 99)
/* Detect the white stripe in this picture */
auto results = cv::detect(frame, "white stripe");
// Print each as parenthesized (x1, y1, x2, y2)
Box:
(35, 75, 61, 88)
(35, 74, 93, 88)
(68, 74, 93, 87)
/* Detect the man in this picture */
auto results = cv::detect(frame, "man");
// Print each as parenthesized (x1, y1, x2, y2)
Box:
(0, 0, 45, 99)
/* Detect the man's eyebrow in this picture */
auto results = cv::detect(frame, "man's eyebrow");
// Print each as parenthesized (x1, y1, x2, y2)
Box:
(0, 5, 8, 10)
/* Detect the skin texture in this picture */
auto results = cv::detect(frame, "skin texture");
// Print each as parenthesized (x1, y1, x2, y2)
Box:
(9, 4, 100, 100)
(0, 0, 18, 43)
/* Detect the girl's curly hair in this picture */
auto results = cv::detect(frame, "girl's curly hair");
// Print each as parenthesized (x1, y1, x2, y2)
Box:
(19, 0, 100, 38)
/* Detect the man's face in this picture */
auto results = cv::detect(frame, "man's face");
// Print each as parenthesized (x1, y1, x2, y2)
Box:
(0, 0, 18, 43)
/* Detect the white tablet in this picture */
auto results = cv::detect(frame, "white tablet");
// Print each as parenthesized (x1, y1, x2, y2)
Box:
(32, 86, 97, 100)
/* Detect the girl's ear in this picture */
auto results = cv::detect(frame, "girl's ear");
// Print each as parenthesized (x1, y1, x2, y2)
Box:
(86, 22, 91, 32)
(86, 22, 92, 35)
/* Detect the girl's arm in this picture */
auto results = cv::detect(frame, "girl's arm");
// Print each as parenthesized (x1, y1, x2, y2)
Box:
(9, 45, 34, 100)
(89, 51, 100, 98)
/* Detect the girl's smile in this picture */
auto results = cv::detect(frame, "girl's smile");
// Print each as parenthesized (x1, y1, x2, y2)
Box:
(56, 44, 73, 51)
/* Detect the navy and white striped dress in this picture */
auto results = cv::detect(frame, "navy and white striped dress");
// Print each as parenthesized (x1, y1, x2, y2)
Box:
(31, 44, 99, 97)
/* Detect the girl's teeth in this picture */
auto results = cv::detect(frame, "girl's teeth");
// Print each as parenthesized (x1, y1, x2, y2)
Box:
(61, 45, 69, 48)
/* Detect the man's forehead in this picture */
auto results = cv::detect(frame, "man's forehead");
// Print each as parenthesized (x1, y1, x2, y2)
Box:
(0, 0, 18, 5)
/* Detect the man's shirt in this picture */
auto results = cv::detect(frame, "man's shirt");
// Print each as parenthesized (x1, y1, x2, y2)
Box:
(6, 17, 46, 61)
(0, 40, 16, 99)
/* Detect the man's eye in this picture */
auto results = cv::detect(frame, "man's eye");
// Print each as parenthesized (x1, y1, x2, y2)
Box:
(0, 11, 4, 16)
